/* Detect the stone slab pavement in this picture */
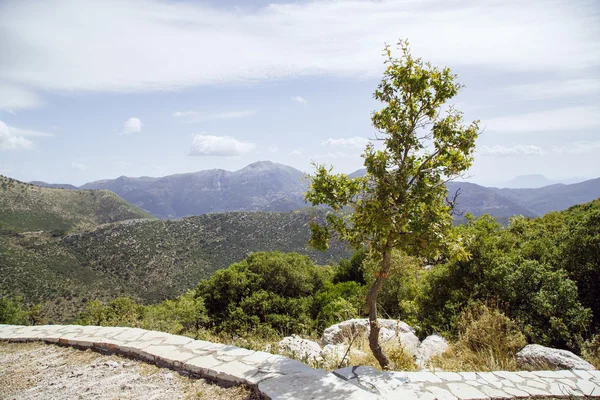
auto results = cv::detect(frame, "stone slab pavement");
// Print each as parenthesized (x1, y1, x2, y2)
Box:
(0, 324, 379, 399)
(333, 365, 600, 399)
(1, 324, 599, 399)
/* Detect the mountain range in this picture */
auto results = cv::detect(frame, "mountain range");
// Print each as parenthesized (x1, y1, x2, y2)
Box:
(30, 161, 600, 220)
(2, 173, 348, 322)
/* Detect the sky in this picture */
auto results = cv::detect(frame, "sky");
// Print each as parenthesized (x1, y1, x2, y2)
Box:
(0, 0, 599, 187)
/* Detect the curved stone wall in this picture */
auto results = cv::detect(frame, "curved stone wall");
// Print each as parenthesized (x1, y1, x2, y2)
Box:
(1, 324, 599, 399)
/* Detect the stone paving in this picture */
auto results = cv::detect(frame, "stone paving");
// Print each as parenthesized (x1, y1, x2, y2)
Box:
(333, 366, 600, 399)
(1, 324, 599, 399)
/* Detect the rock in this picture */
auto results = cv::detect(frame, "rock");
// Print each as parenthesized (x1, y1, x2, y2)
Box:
(516, 344, 596, 370)
(322, 319, 417, 348)
(399, 332, 421, 356)
(415, 334, 449, 368)
(104, 360, 120, 368)
(278, 335, 322, 362)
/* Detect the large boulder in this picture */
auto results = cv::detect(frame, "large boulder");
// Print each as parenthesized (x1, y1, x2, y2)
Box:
(516, 344, 596, 370)
(278, 335, 322, 361)
(415, 334, 449, 368)
(321, 318, 419, 355)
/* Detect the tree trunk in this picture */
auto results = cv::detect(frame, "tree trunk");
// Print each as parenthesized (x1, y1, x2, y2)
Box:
(366, 247, 392, 370)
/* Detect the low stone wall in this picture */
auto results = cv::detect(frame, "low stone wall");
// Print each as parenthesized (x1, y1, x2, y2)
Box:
(1, 324, 599, 400)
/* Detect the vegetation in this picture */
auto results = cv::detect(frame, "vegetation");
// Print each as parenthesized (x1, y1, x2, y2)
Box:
(418, 204, 598, 351)
(0, 175, 153, 233)
(62, 199, 598, 371)
(0, 296, 44, 325)
(1, 209, 349, 322)
(305, 40, 479, 369)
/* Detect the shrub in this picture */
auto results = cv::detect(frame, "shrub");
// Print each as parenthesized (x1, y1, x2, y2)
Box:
(418, 215, 591, 350)
(0, 296, 28, 325)
(196, 252, 330, 336)
(78, 297, 144, 327)
(313, 281, 365, 331)
(333, 249, 367, 285)
(377, 251, 423, 326)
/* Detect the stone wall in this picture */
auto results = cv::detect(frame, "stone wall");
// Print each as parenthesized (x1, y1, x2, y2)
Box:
(1, 324, 599, 399)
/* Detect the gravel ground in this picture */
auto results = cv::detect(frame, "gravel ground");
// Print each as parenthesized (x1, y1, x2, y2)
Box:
(0, 342, 256, 400)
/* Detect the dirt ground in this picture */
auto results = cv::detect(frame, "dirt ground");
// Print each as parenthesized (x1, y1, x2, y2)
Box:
(0, 341, 256, 400)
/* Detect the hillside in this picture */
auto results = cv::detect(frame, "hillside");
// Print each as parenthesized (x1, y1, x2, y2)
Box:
(0, 209, 349, 322)
(0, 175, 154, 232)
(348, 169, 535, 218)
(445, 181, 536, 217)
(80, 161, 308, 218)
(29, 181, 78, 190)
(490, 177, 600, 216)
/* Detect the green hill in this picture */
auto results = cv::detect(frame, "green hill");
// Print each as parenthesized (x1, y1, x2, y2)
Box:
(0, 209, 349, 322)
(0, 175, 154, 233)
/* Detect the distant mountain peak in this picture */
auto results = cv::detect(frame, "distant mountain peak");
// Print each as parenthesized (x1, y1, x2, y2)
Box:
(243, 160, 283, 170)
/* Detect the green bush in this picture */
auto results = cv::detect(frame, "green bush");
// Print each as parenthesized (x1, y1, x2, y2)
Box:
(313, 281, 365, 330)
(418, 215, 591, 350)
(377, 252, 424, 326)
(0, 296, 28, 325)
(333, 249, 367, 284)
(78, 297, 144, 327)
(555, 201, 600, 328)
(196, 252, 331, 336)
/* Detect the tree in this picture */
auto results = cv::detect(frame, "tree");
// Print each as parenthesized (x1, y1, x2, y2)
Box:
(305, 40, 479, 369)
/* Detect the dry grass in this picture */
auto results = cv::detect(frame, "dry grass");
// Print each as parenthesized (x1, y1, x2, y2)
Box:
(582, 334, 600, 369)
(343, 335, 417, 371)
(430, 304, 527, 372)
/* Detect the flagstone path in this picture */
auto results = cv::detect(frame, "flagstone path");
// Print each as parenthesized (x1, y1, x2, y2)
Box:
(1, 324, 599, 399)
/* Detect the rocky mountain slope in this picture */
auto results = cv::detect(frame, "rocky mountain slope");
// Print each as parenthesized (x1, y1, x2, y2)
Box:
(0, 175, 153, 232)
(0, 209, 349, 322)
(490, 177, 600, 216)
(349, 169, 599, 218)
(79, 161, 308, 218)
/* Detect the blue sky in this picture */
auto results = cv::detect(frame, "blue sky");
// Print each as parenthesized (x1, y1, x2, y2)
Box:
(0, 0, 598, 186)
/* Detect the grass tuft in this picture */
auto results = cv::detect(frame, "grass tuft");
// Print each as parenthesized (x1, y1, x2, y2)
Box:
(431, 303, 526, 371)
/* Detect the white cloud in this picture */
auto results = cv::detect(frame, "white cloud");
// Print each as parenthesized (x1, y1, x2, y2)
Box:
(288, 148, 303, 156)
(0, 83, 42, 111)
(322, 137, 369, 149)
(0, 120, 48, 150)
(478, 144, 544, 156)
(269, 145, 279, 153)
(189, 134, 256, 156)
(291, 96, 307, 106)
(173, 110, 254, 122)
(552, 141, 600, 155)
(485, 106, 600, 133)
(121, 117, 142, 135)
(504, 79, 600, 100)
(71, 161, 88, 170)
(3, 0, 595, 96)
